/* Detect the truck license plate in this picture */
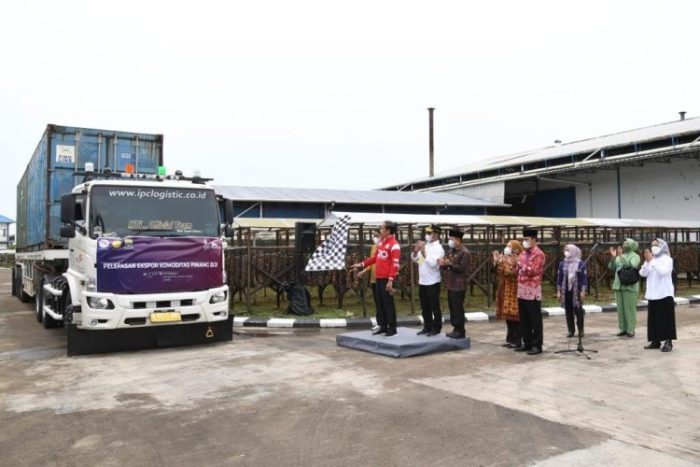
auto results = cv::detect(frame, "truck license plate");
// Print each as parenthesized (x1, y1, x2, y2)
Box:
(150, 311, 182, 323)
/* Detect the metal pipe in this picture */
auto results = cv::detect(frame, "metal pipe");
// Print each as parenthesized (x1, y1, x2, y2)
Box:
(428, 107, 435, 177)
(616, 166, 622, 218)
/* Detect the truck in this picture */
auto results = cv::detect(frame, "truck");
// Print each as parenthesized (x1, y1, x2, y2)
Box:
(13, 124, 234, 355)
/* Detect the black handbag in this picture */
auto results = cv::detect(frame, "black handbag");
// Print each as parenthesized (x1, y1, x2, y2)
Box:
(617, 264, 640, 285)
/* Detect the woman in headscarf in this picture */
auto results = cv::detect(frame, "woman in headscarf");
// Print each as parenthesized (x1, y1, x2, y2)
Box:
(493, 239, 522, 348)
(608, 238, 641, 337)
(640, 238, 676, 352)
(557, 244, 588, 338)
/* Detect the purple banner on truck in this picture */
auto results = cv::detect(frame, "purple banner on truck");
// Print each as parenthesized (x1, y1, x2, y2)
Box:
(96, 236, 223, 294)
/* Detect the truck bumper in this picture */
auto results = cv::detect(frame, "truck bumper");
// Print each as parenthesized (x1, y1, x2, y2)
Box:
(66, 314, 233, 356)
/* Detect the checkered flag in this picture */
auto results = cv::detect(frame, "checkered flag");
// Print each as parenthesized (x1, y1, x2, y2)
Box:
(305, 215, 351, 271)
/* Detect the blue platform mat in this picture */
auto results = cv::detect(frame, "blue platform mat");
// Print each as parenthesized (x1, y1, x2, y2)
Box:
(336, 327, 470, 358)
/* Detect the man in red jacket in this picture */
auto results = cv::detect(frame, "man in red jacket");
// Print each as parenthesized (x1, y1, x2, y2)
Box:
(351, 221, 401, 337)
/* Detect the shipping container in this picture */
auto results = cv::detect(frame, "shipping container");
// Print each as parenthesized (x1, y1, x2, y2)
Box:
(16, 124, 163, 252)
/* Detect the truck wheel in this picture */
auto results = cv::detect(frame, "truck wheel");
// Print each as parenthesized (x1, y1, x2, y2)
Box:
(11, 266, 16, 297)
(35, 279, 44, 323)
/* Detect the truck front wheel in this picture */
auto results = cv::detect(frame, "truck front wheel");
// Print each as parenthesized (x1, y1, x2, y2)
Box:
(34, 278, 44, 323)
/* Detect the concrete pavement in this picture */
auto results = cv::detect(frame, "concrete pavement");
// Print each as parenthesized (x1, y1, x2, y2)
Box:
(1, 269, 699, 466)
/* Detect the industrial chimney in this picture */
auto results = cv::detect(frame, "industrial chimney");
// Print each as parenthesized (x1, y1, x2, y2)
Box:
(428, 107, 435, 177)
(679, 111, 686, 121)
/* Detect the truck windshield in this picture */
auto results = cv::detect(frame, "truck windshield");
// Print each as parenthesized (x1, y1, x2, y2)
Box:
(89, 186, 220, 238)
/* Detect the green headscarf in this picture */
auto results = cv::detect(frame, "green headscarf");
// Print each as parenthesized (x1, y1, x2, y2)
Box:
(622, 238, 638, 253)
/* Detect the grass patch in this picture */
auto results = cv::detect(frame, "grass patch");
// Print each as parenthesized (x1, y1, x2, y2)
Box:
(231, 281, 700, 319)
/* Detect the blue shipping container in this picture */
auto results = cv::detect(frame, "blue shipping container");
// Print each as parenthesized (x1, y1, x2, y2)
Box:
(16, 124, 164, 252)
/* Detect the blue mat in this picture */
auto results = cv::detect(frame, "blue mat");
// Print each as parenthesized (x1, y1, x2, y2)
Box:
(336, 327, 470, 358)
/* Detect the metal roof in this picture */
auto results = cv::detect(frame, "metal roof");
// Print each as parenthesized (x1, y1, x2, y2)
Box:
(319, 211, 700, 229)
(214, 185, 504, 207)
(386, 116, 700, 189)
(0, 215, 15, 223)
(232, 218, 319, 229)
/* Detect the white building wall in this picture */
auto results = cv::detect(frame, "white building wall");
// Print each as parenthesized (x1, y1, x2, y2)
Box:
(569, 158, 700, 219)
(440, 181, 505, 204)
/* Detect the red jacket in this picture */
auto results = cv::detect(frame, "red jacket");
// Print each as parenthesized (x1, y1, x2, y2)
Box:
(362, 235, 400, 280)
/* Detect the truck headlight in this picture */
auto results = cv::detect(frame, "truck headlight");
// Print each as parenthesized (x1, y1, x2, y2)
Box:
(87, 297, 114, 309)
(209, 290, 228, 304)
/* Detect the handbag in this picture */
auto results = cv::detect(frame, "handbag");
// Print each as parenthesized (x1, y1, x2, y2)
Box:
(617, 256, 640, 285)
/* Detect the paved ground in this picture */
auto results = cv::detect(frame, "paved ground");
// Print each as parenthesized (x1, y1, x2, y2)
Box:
(1, 269, 699, 466)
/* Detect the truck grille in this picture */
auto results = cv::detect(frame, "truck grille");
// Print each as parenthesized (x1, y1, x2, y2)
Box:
(131, 299, 194, 309)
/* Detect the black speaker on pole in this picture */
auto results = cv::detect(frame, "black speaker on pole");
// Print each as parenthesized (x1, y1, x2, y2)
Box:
(295, 222, 317, 253)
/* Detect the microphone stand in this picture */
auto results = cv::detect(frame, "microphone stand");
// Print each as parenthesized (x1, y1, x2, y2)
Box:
(555, 243, 600, 360)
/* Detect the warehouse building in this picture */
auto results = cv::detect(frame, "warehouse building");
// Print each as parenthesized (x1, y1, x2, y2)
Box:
(214, 185, 505, 219)
(382, 114, 700, 219)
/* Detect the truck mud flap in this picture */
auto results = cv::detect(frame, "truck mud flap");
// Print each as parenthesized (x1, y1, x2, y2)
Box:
(66, 315, 233, 356)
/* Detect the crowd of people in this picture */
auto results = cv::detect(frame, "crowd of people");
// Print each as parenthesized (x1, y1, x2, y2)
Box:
(351, 221, 679, 353)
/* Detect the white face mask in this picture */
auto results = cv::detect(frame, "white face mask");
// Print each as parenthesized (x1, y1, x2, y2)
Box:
(564, 251, 570, 258)
(372, 236, 380, 245)
(503, 246, 512, 256)
(448, 239, 455, 249)
(425, 234, 432, 242)
(651, 245, 661, 255)
(522, 240, 531, 249)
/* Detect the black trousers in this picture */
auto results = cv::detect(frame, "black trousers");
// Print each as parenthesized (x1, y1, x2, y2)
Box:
(647, 296, 677, 342)
(518, 298, 543, 349)
(506, 320, 521, 346)
(375, 279, 397, 332)
(447, 289, 465, 335)
(564, 290, 584, 335)
(419, 283, 442, 331)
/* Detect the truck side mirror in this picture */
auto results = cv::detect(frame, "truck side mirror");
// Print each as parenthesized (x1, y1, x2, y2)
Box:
(224, 199, 234, 224)
(60, 194, 76, 223)
(60, 225, 76, 238)
(224, 225, 235, 238)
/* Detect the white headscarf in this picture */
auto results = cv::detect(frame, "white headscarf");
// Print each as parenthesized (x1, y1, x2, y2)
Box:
(653, 238, 670, 257)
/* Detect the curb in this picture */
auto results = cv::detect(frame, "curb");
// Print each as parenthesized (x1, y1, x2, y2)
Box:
(233, 295, 699, 329)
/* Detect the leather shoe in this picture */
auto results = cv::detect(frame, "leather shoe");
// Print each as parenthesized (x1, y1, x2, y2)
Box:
(566, 332, 574, 338)
(616, 331, 627, 337)
(448, 333, 465, 339)
(526, 347, 543, 355)
(384, 330, 397, 338)
(644, 341, 661, 349)
(627, 332, 635, 337)
(372, 328, 387, 336)
(427, 330, 441, 336)
(501, 343, 511, 348)
(513, 346, 531, 352)
(661, 340, 673, 352)
(417, 328, 430, 335)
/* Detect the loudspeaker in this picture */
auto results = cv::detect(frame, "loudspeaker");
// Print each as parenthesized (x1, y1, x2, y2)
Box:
(295, 222, 317, 253)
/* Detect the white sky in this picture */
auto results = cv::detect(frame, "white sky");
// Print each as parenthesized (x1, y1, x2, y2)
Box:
(2, 0, 698, 224)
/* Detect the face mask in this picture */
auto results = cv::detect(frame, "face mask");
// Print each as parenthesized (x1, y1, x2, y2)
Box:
(651, 246, 661, 255)
(522, 241, 531, 249)
(448, 239, 455, 249)
(425, 234, 432, 242)
(372, 236, 379, 245)
(563, 251, 570, 258)
(503, 246, 512, 256)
